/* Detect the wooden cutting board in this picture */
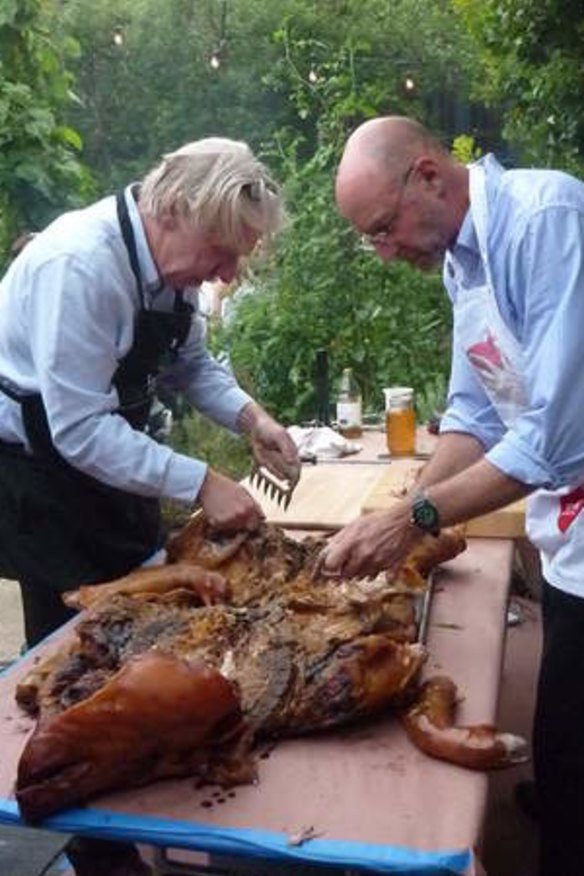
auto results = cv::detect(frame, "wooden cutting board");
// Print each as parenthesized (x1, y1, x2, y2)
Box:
(242, 463, 386, 530)
(361, 460, 526, 539)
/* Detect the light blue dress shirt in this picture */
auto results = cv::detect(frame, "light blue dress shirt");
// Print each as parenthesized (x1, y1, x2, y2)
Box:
(0, 187, 253, 504)
(441, 154, 584, 491)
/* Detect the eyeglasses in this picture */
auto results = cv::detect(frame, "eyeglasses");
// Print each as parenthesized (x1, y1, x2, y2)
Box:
(360, 163, 415, 247)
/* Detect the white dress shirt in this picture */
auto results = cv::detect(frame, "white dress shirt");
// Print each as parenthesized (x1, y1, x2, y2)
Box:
(0, 186, 252, 504)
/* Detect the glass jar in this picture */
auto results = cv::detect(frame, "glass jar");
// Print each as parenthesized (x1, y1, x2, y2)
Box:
(383, 386, 416, 456)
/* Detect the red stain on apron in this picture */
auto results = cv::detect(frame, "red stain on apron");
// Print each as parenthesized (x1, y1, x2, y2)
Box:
(467, 331, 504, 369)
(558, 486, 584, 533)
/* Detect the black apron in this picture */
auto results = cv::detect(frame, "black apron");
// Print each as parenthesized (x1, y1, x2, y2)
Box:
(0, 190, 193, 614)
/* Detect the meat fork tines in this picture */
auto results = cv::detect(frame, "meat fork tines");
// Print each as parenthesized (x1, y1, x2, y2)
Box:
(249, 462, 296, 510)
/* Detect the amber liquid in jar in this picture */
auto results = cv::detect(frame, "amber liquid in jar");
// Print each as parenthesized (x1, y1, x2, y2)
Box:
(339, 423, 363, 439)
(385, 408, 416, 456)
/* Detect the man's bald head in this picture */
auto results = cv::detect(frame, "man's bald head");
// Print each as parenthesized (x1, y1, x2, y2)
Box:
(335, 115, 468, 270)
(343, 117, 441, 168)
(336, 116, 446, 218)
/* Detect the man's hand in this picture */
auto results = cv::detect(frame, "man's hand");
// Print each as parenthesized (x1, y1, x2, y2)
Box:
(237, 402, 300, 487)
(198, 468, 264, 531)
(315, 502, 422, 580)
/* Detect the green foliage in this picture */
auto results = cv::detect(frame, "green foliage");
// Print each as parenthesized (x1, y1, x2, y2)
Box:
(0, 0, 91, 265)
(415, 370, 449, 423)
(452, 0, 584, 173)
(206, 10, 466, 426)
(61, 0, 307, 189)
(213, 153, 452, 425)
(170, 409, 251, 481)
(263, 0, 478, 153)
(52, 0, 469, 431)
(451, 133, 482, 163)
(60, 0, 480, 188)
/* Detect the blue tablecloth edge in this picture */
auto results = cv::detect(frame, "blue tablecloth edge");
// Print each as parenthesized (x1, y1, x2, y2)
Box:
(0, 798, 471, 874)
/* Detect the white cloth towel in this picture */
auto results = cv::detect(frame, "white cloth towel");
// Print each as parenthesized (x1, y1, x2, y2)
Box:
(288, 425, 362, 460)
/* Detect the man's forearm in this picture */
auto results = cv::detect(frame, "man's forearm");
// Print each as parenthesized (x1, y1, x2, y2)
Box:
(416, 431, 486, 489)
(415, 430, 532, 528)
(425, 457, 532, 529)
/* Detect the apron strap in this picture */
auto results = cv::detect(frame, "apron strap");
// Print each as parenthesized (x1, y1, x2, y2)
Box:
(116, 188, 146, 308)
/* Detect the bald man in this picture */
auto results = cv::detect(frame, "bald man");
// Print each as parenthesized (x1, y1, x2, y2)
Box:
(324, 116, 584, 876)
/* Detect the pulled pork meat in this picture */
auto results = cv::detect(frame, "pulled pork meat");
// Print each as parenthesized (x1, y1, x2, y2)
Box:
(15, 520, 526, 823)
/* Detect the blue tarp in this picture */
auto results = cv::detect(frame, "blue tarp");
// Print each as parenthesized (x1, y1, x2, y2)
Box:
(0, 800, 472, 875)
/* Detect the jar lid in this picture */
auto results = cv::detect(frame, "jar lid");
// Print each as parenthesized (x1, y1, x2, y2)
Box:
(383, 386, 414, 409)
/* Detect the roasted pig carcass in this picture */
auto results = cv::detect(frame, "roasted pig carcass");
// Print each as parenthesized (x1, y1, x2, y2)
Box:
(15, 521, 527, 823)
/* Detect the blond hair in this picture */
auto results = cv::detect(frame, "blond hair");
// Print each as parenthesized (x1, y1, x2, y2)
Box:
(139, 138, 284, 250)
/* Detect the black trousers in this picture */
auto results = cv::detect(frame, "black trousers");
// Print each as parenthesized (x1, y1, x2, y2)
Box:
(0, 443, 162, 646)
(0, 444, 159, 874)
(534, 580, 584, 876)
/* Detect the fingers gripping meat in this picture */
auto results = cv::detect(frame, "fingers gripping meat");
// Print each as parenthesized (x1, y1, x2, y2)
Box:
(64, 564, 230, 611)
(401, 676, 528, 770)
(16, 652, 241, 822)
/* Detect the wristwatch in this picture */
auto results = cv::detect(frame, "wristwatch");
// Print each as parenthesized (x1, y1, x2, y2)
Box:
(410, 488, 441, 536)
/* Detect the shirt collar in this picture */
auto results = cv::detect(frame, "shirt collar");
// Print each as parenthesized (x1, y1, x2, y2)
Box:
(451, 152, 504, 259)
(449, 153, 504, 268)
(448, 208, 480, 281)
(454, 208, 478, 252)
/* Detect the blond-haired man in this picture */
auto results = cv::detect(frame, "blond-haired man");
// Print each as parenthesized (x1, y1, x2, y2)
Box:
(0, 139, 299, 875)
(0, 138, 299, 644)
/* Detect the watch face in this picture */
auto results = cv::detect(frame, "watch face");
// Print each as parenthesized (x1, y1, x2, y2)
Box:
(413, 497, 440, 532)
(417, 503, 437, 527)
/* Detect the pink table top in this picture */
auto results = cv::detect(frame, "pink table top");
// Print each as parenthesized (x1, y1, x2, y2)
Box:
(0, 538, 514, 875)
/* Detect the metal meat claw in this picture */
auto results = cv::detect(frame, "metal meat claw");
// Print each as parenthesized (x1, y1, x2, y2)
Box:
(249, 462, 296, 510)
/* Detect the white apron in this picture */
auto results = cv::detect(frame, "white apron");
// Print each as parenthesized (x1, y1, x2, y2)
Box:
(446, 164, 584, 596)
